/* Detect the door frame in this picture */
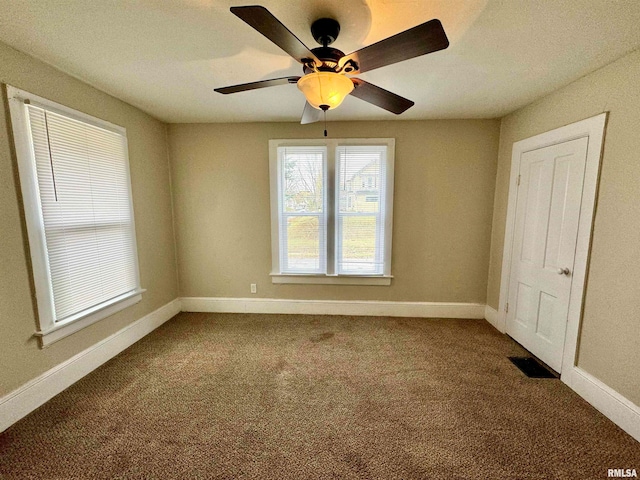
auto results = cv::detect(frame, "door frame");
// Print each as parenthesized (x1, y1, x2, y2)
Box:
(497, 113, 607, 381)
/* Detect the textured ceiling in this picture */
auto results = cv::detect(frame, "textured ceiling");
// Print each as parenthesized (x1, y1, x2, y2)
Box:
(1, 0, 640, 123)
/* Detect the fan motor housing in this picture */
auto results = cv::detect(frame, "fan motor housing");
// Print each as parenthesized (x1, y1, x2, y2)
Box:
(311, 18, 340, 46)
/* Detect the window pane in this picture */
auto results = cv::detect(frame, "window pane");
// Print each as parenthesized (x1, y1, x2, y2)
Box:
(45, 225, 137, 319)
(281, 147, 324, 213)
(278, 146, 326, 274)
(338, 147, 383, 215)
(337, 145, 387, 275)
(283, 215, 322, 272)
(339, 215, 379, 273)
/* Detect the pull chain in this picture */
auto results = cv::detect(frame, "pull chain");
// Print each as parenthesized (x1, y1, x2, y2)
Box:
(323, 109, 327, 137)
(319, 105, 329, 137)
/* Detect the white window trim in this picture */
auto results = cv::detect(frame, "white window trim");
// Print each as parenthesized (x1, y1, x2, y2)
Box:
(269, 138, 395, 285)
(6, 85, 144, 347)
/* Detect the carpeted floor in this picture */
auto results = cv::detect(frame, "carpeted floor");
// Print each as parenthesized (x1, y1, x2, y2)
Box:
(1, 312, 638, 479)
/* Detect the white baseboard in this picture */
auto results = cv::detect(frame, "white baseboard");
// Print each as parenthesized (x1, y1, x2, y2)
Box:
(563, 367, 640, 442)
(0, 298, 181, 433)
(180, 297, 486, 319)
(484, 305, 504, 332)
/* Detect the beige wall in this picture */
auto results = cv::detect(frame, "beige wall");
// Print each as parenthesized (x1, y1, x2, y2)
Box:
(487, 49, 640, 404)
(169, 120, 500, 303)
(0, 42, 178, 396)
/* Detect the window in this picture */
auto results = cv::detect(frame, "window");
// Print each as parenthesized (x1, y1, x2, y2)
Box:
(269, 138, 394, 285)
(7, 86, 143, 346)
(276, 146, 327, 274)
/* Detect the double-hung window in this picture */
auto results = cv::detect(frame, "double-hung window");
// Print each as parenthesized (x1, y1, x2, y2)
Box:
(7, 86, 143, 346)
(269, 138, 394, 285)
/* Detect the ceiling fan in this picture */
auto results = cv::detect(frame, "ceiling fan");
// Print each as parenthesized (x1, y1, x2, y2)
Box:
(214, 5, 449, 125)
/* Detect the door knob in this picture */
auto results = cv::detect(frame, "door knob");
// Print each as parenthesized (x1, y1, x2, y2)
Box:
(557, 267, 570, 276)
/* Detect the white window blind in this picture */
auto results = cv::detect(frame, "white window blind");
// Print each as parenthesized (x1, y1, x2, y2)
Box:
(336, 145, 387, 275)
(277, 146, 327, 274)
(27, 105, 139, 323)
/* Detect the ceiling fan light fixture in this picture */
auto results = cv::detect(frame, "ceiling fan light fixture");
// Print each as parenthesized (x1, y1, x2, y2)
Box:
(297, 72, 354, 110)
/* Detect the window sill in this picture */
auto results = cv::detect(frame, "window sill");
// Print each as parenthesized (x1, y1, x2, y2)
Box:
(34, 289, 145, 348)
(271, 274, 392, 286)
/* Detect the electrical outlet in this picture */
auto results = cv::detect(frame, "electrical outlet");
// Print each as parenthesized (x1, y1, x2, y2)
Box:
(250, 283, 257, 294)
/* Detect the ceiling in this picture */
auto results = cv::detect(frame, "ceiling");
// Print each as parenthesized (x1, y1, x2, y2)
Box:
(1, 0, 640, 123)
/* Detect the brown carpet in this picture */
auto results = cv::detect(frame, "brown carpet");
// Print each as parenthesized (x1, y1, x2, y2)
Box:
(1, 312, 638, 479)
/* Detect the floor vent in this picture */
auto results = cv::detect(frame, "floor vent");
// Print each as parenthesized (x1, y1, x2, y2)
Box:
(508, 356, 558, 378)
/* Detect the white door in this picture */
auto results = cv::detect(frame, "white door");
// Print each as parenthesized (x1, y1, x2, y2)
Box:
(506, 137, 588, 372)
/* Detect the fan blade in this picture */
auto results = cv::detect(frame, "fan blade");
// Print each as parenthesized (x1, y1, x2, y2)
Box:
(215, 76, 300, 94)
(349, 78, 414, 114)
(230, 6, 320, 65)
(301, 102, 322, 124)
(340, 19, 448, 74)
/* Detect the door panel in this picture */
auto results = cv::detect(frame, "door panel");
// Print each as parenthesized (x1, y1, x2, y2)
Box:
(520, 160, 546, 264)
(506, 137, 588, 372)
(536, 291, 556, 341)
(543, 157, 572, 269)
